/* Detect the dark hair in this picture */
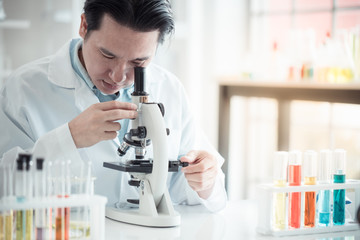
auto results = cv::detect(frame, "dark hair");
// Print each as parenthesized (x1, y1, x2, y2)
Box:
(83, 0, 174, 44)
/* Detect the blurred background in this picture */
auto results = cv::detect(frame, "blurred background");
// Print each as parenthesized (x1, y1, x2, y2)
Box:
(0, 0, 359, 201)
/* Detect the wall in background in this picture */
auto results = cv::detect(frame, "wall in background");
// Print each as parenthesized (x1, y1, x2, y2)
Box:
(1, 0, 246, 154)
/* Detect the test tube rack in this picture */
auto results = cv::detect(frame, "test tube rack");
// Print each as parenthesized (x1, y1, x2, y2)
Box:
(256, 179, 360, 237)
(0, 194, 107, 240)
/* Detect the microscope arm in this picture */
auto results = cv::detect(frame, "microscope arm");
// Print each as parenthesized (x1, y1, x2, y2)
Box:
(140, 103, 169, 207)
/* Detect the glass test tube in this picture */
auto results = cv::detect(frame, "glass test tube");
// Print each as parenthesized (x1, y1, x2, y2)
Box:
(24, 156, 33, 240)
(35, 158, 46, 240)
(288, 150, 302, 229)
(318, 150, 331, 226)
(46, 161, 53, 240)
(55, 160, 70, 240)
(333, 149, 346, 225)
(83, 161, 92, 237)
(0, 165, 8, 240)
(1, 165, 5, 239)
(15, 155, 26, 240)
(272, 151, 288, 230)
(0, 211, 3, 240)
(72, 160, 92, 238)
(303, 150, 317, 228)
(4, 164, 13, 240)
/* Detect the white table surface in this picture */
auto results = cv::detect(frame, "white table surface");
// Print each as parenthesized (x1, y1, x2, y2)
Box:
(105, 201, 360, 240)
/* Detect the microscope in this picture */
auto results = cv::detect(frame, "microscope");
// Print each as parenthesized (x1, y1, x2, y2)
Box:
(103, 67, 187, 227)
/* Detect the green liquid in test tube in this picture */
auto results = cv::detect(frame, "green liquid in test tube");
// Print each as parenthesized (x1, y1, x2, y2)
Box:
(272, 151, 288, 230)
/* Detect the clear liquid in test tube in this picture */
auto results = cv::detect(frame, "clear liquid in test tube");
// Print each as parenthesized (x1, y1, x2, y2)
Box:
(272, 151, 288, 230)
(35, 158, 46, 240)
(24, 155, 33, 240)
(15, 155, 27, 240)
(1, 164, 14, 240)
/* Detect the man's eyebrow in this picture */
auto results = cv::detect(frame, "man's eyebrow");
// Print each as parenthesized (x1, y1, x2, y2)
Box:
(99, 47, 150, 62)
(132, 56, 150, 62)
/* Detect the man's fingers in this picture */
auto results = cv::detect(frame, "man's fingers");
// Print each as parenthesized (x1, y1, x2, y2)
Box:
(180, 150, 201, 163)
(103, 121, 121, 132)
(95, 101, 137, 111)
(186, 179, 215, 192)
(102, 131, 118, 141)
(182, 160, 211, 173)
(184, 167, 217, 182)
(182, 155, 216, 174)
(105, 109, 138, 121)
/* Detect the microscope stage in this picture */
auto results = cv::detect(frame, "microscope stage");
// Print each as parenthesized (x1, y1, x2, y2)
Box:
(103, 160, 188, 173)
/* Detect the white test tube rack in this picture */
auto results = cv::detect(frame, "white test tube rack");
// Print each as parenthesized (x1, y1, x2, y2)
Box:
(256, 179, 360, 237)
(0, 194, 107, 240)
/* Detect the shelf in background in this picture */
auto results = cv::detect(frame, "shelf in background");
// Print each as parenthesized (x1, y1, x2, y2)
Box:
(218, 79, 360, 105)
(0, 19, 30, 29)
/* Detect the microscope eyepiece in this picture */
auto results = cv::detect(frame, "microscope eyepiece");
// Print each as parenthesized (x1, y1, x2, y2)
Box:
(132, 67, 148, 96)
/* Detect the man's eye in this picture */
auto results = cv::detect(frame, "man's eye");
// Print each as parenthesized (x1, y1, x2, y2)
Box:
(133, 61, 145, 66)
(102, 54, 114, 59)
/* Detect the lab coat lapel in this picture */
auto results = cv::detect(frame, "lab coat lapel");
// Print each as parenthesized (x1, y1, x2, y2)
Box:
(47, 40, 97, 111)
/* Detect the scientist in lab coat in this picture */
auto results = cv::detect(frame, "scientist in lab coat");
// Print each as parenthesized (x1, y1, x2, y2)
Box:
(0, 0, 227, 212)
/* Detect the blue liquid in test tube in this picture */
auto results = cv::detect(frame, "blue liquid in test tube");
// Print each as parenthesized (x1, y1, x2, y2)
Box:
(317, 150, 331, 226)
(333, 149, 346, 226)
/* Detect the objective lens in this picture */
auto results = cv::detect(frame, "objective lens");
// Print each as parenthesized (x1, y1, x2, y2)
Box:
(118, 142, 130, 156)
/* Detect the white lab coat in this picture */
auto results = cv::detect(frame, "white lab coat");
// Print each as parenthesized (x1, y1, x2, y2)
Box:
(0, 40, 227, 212)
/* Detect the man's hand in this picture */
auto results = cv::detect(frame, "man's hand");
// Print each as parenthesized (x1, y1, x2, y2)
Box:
(69, 101, 137, 148)
(180, 150, 218, 199)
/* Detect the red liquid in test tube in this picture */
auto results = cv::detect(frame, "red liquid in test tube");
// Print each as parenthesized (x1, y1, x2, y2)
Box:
(288, 151, 302, 229)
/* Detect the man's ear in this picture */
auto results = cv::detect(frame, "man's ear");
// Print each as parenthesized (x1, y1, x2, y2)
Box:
(79, 13, 88, 38)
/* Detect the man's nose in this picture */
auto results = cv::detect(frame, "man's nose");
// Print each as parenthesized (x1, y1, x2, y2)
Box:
(110, 63, 127, 83)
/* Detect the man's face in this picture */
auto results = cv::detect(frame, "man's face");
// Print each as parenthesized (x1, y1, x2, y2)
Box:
(79, 14, 159, 95)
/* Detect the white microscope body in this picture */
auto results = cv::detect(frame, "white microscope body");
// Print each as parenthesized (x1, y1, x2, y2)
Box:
(104, 67, 181, 227)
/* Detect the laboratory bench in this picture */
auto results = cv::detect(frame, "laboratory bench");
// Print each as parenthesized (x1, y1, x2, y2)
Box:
(105, 200, 360, 240)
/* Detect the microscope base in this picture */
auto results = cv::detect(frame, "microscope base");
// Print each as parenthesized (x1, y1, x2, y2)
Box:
(106, 206, 181, 227)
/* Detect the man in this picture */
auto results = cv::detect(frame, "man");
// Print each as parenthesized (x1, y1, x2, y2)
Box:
(0, 0, 226, 212)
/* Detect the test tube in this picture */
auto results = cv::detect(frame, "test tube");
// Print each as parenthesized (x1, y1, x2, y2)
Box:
(303, 150, 317, 228)
(24, 155, 33, 240)
(4, 164, 13, 240)
(35, 158, 46, 240)
(84, 161, 92, 237)
(333, 149, 346, 225)
(73, 160, 84, 238)
(15, 154, 27, 240)
(272, 151, 288, 230)
(288, 150, 302, 229)
(318, 150, 331, 226)
(55, 160, 70, 240)
(46, 161, 53, 240)
(0, 165, 5, 240)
